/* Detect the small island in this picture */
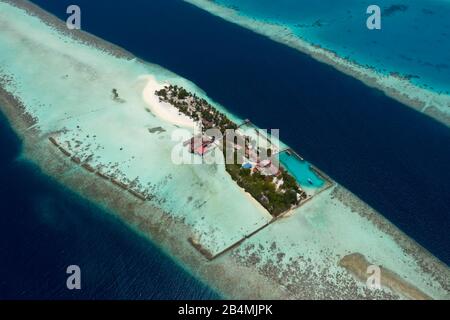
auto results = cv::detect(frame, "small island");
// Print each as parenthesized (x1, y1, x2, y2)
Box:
(1, 0, 448, 300)
(156, 85, 308, 217)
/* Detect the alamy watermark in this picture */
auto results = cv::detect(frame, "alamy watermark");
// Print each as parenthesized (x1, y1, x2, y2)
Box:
(170, 124, 280, 168)
(366, 265, 381, 290)
(66, 265, 81, 290)
(64, 4, 382, 31)
(66, 5, 81, 30)
(367, 5, 382, 30)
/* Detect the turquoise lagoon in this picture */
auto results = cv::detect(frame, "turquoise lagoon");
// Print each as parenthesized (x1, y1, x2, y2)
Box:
(211, 0, 450, 94)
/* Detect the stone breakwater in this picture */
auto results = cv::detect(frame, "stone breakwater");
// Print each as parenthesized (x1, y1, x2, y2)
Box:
(48, 136, 149, 202)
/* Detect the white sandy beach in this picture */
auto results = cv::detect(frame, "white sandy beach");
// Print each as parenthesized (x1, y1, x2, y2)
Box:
(141, 75, 198, 129)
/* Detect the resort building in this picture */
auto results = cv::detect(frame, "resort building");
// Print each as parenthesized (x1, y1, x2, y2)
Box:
(255, 159, 280, 176)
(187, 134, 215, 156)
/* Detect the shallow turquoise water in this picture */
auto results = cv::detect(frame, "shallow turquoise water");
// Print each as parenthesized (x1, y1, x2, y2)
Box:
(215, 0, 450, 93)
(4, 0, 449, 299)
(279, 151, 324, 188)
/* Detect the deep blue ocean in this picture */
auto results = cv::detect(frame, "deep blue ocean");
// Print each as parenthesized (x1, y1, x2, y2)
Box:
(214, 0, 450, 93)
(1, 0, 449, 298)
(0, 113, 219, 299)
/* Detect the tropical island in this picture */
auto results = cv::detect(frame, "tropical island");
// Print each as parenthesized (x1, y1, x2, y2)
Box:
(155, 85, 308, 216)
(1, 0, 448, 300)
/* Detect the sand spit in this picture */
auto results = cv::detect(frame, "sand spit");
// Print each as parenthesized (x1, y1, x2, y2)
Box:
(340, 253, 431, 300)
(183, 0, 450, 127)
(0, 0, 449, 300)
(141, 75, 198, 129)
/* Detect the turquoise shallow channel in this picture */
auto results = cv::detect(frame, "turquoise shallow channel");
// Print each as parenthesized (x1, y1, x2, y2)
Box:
(279, 151, 324, 189)
(212, 0, 450, 93)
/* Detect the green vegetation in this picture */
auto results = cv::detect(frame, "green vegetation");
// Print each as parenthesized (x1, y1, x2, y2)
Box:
(155, 85, 237, 131)
(226, 150, 306, 217)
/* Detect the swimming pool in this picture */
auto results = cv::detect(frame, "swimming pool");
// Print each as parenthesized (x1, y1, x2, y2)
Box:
(279, 151, 325, 189)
